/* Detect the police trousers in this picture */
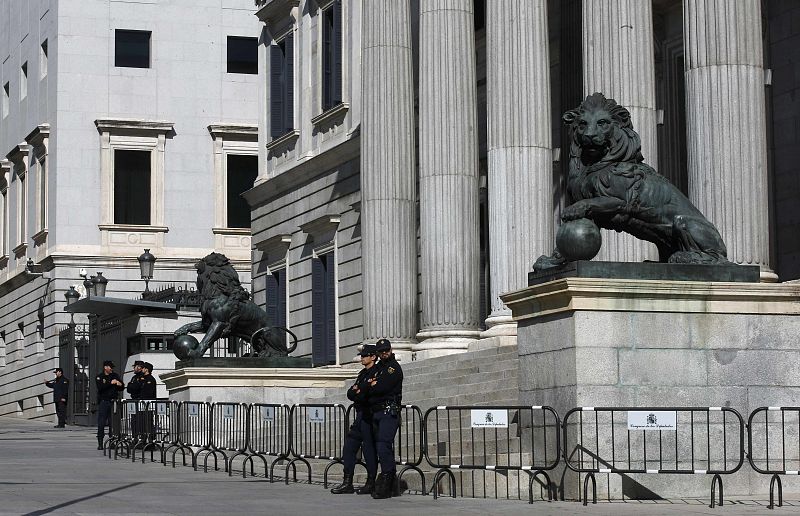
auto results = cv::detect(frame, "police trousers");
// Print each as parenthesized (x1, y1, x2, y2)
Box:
(372, 411, 399, 474)
(55, 400, 67, 426)
(97, 399, 113, 440)
(342, 410, 377, 476)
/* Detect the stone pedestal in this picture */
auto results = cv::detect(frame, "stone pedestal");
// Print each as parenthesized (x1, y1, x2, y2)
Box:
(159, 367, 358, 406)
(503, 276, 800, 499)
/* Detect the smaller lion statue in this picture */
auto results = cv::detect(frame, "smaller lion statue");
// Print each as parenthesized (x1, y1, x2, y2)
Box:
(173, 252, 297, 359)
(534, 93, 729, 271)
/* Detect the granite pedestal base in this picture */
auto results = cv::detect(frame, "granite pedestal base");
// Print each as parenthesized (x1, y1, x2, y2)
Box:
(502, 276, 800, 500)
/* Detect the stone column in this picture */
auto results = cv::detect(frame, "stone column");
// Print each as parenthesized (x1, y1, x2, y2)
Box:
(360, 0, 418, 352)
(683, 0, 773, 279)
(416, 0, 481, 356)
(483, 1, 553, 337)
(582, 0, 659, 262)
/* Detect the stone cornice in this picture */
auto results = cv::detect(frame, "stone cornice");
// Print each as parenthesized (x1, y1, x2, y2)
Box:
(502, 277, 800, 321)
(255, 233, 292, 252)
(207, 123, 258, 141)
(25, 123, 50, 147)
(94, 118, 174, 134)
(299, 214, 340, 238)
(5, 143, 30, 164)
(255, 0, 300, 24)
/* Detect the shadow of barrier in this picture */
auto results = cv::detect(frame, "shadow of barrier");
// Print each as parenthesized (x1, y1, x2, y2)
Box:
(246, 404, 291, 481)
(747, 406, 800, 510)
(423, 405, 561, 502)
(287, 404, 347, 485)
(562, 407, 745, 508)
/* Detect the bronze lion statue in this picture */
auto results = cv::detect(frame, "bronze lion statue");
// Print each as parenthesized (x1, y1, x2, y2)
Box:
(534, 93, 729, 271)
(173, 252, 297, 359)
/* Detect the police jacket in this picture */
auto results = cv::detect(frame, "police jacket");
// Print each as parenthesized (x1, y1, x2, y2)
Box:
(95, 372, 124, 401)
(367, 354, 403, 411)
(126, 372, 143, 400)
(139, 374, 157, 400)
(45, 377, 69, 401)
(347, 366, 375, 411)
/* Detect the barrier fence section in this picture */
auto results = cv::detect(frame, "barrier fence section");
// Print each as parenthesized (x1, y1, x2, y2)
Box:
(173, 401, 213, 470)
(563, 407, 745, 507)
(104, 400, 124, 459)
(149, 400, 179, 464)
(210, 402, 249, 474)
(288, 404, 347, 486)
(247, 404, 291, 481)
(424, 406, 561, 502)
(747, 406, 800, 510)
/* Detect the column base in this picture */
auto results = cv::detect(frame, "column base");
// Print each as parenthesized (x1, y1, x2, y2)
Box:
(412, 329, 479, 360)
(760, 266, 779, 283)
(480, 314, 517, 338)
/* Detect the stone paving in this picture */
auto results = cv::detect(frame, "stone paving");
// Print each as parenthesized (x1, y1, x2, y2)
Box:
(0, 416, 797, 515)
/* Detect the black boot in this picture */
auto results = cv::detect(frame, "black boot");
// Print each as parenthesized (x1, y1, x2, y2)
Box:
(330, 473, 355, 494)
(391, 473, 401, 497)
(356, 475, 376, 495)
(97, 438, 103, 451)
(371, 473, 392, 499)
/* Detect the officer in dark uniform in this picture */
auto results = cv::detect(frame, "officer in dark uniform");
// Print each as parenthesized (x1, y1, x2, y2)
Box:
(138, 362, 158, 441)
(126, 360, 145, 441)
(331, 344, 378, 495)
(44, 368, 69, 428)
(367, 338, 403, 499)
(95, 360, 125, 450)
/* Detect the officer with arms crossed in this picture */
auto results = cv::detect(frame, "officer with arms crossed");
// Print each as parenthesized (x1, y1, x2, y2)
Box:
(331, 344, 378, 495)
(96, 360, 125, 450)
(138, 362, 158, 442)
(368, 338, 403, 499)
(126, 360, 145, 441)
(45, 368, 69, 428)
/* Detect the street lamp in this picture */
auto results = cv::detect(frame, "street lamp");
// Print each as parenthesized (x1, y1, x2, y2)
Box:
(92, 272, 108, 297)
(64, 286, 80, 306)
(138, 249, 156, 294)
(82, 275, 94, 300)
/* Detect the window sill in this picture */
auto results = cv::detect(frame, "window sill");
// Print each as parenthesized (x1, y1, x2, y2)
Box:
(212, 227, 252, 235)
(311, 102, 349, 129)
(266, 129, 300, 152)
(32, 228, 48, 246)
(98, 224, 169, 233)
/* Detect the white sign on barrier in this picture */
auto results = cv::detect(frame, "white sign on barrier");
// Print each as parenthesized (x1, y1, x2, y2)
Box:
(127, 402, 137, 414)
(156, 402, 167, 415)
(470, 409, 508, 428)
(222, 405, 235, 419)
(261, 406, 275, 422)
(627, 411, 677, 431)
(188, 403, 199, 417)
(308, 407, 325, 424)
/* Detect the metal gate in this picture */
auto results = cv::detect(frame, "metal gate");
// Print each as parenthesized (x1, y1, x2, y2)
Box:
(58, 323, 91, 426)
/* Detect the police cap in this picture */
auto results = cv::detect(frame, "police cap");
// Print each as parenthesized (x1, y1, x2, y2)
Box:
(102, 360, 115, 368)
(359, 344, 376, 357)
(53, 367, 63, 373)
(143, 362, 153, 372)
(375, 339, 391, 353)
(134, 360, 145, 367)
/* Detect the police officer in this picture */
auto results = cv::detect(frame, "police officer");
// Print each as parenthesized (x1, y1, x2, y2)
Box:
(367, 338, 403, 499)
(331, 344, 378, 495)
(95, 360, 124, 450)
(44, 368, 69, 428)
(138, 362, 158, 442)
(126, 360, 145, 400)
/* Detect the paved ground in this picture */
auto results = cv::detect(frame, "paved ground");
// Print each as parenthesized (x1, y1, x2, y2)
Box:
(0, 416, 798, 515)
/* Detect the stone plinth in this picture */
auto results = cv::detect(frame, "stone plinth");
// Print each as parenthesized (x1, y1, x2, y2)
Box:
(159, 367, 358, 406)
(502, 277, 800, 499)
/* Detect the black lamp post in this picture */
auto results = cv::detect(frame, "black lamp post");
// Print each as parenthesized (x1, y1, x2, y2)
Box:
(83, 275, 94, 299)
(138, 249, 156, 294)
(64, 286, 80, 306)
(93, 272, 108, 297)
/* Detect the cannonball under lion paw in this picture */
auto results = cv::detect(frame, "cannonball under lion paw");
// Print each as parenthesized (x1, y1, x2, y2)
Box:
(556, 218, 602, 261)
(173, 334, 200, 360)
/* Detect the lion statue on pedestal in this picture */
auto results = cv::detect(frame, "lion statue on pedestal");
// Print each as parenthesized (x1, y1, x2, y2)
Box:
(534, 92, 730, 272)
(173, 252, 297, 359)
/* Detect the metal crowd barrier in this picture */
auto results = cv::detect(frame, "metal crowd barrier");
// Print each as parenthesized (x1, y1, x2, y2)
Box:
(747, 406, 800, 510)
(148, 400, 179, 465)
(424, 406, 561, 502)
(103, 400, 124, 459)
(287, 404, 347, 486)
(172, 401, 213, 470)
(209, 402, 249, 474)
(563, 407, 745, 507)
(246, 404, 291, 481)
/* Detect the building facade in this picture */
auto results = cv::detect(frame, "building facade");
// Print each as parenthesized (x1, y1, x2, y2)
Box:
(247, 0, 800, 365)
(0, 0, 260, 420)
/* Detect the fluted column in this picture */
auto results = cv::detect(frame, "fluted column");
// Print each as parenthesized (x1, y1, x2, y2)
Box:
(483, 1, 553, 337)
(582, 0, 658, 262)
(416, 0, 481, 355)
(360, 1, 418, 352)
(683, 0, 773, 279)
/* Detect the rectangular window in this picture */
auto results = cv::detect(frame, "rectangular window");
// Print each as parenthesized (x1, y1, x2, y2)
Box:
(269, 35, 294, 139)
(227, 36, 258, 74)
(37, 157, 46, 231)
(115, 29, 151, 68)
(20, 62, 27, 100)
(311, 252, 336, 366)
(266, 268, 287, 328)
(3, 82, 9, 118)
(226, 154, 258, 228)
(40, 40, 48, 79)
(321, 0, 342, 111)
(0, 331, 5, 368)
(114, 149, 151, 225)
(17, 167, 27, 245)
(0, 188, 6, 256)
